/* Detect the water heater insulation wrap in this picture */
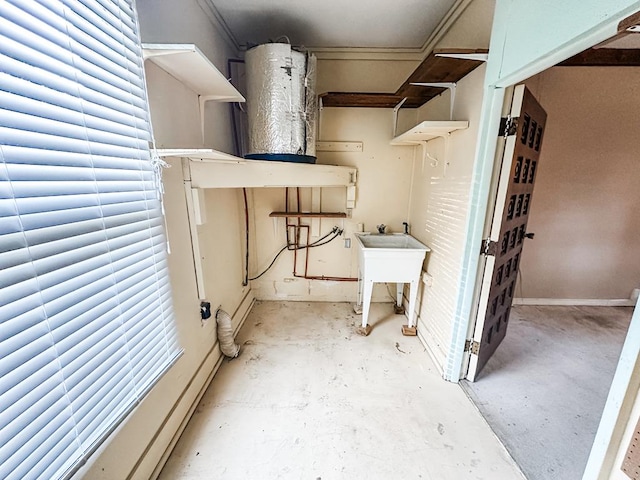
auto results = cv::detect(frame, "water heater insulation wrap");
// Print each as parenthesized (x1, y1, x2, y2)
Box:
(245, 43, 317, 160)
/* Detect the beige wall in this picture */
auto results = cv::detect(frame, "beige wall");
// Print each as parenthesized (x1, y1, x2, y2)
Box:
(249, 0, 496, 306)
(316, 59, 419, 94)
(250, 108, 415, 302)
(436, 0, 495, 50)
(520, 67, 640, 300)
(79, 1, 251, 479)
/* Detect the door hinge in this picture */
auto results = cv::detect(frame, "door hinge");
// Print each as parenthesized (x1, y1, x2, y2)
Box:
(480, 238, 498, 256)
(465, 340, 480, 355)
(499, 115, 519, 137)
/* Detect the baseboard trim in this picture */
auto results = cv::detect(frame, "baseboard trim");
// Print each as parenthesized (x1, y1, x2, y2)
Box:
(416, 318, 448, 375)
(513, 297, 637, 307)
(147, 290, 255, 480)
(399, 296, 447, 377)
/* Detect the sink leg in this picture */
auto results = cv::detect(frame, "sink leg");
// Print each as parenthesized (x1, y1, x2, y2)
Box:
(356, 279, 374, 336)
(402, 279, 419, 336)
(394, 282, 405, 314)
(354, 271, 363, 313)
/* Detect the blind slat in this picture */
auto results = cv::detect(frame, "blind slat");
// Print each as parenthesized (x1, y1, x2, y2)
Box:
(0, 2, 179, 479)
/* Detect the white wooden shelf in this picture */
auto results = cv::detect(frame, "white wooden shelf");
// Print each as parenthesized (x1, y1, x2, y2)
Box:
(160, 148, 357, 300)
(157, 149, 357, 189)
(391, 121, 468, 145)
(269, 211, 347, 218)
(157, 148, 242, 163)
(142, 43, 245, 102)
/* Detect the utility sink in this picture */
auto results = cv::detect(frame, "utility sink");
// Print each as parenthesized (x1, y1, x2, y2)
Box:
(357, 233, 428, 250)
(354, 234, 430, 336)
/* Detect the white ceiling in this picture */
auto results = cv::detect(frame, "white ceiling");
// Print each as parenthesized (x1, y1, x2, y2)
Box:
(204, 0, 459, 50)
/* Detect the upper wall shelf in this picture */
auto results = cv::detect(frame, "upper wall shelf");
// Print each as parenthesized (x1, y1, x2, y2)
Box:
(390, 121, 469, 145)
(157, 149, 357, 189)
(157, 148, 241, 162)
(142, 43, 245, 102)
(320, 49, 488, 109)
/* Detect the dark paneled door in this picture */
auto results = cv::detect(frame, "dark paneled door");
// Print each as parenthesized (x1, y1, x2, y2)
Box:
(467, 85, 547, 380)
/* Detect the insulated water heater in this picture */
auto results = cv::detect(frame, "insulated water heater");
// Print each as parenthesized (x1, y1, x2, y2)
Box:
(244, 43, 317, 164)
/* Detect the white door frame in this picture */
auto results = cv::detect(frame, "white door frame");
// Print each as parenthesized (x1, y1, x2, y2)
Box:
(446, 8, 640, 479)
(583, 298, 640, 479)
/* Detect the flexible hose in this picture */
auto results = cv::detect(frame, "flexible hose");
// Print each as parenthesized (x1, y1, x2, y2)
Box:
(216, 308, 240, 358)
(248, 227, 343, 281)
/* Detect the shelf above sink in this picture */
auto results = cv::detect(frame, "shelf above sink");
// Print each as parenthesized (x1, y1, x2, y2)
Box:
(142, 43, 245, 102)
(391, 121, 469, 146)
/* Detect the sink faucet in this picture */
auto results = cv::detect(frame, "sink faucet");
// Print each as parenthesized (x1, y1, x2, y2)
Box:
(403, 222, 410, 234)
(376, 224, 386, 234)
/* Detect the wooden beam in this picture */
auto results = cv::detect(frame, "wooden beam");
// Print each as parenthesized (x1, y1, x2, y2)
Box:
(320, 92, 421, 108)
(558, 48, 640, 66)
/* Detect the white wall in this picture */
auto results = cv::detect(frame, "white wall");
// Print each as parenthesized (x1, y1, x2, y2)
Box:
(135, 0, 237, 153)
(404, 64, 487, 370)
(519, 67, 640, 300)
(78, 1, 251, 479)
(385, 0, 495, 372)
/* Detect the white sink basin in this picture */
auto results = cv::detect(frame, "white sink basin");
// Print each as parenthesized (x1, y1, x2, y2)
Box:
(355, 234, 430, 335)
(356, 233, 429, 250)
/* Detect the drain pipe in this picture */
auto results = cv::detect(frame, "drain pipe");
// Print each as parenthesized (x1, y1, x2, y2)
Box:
(215, 308, 240, 358)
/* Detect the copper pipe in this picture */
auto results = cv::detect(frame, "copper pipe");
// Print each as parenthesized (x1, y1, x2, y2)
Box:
(285, 188, 291, 246)
(282, 187, 358, 282)
(304, 226, 310, 277)
(293, 273, 358, 282)
(296, 187, 302, 246)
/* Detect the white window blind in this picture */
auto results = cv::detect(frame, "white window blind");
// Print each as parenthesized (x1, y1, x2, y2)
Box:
(0, 1, 181, 479)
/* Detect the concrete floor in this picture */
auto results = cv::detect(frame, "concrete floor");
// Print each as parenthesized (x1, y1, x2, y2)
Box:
(159, 301, 525, 480)
(462, 305, 633, 480)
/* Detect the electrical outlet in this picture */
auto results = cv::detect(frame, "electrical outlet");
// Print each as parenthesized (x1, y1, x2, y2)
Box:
(200, 301, 211, 325)
(344, 238, 351, 248)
